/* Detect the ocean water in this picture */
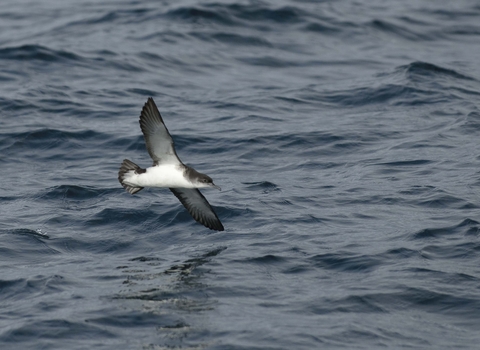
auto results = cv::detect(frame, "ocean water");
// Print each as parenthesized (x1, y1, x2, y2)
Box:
(1, 0, 480, 349)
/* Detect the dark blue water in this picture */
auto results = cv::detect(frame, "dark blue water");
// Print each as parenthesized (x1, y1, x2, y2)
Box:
(1, 1, 480, 349)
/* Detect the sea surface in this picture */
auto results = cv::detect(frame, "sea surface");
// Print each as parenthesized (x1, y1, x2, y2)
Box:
(1, 1, 480, 349)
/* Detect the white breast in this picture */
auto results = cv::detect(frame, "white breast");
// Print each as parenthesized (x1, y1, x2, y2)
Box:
(124, 164, 195, 189)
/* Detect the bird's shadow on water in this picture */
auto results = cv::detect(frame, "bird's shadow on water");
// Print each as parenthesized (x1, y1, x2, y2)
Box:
(114, 244, 226, 307)
(162, 246, 227, 277)
(102, 246, 227, 347)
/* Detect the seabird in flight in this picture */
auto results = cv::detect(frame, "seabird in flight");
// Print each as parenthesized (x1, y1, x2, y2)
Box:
(118, 98, 224, 231)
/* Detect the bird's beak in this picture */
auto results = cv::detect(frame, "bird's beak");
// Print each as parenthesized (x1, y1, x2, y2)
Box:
(212, 184, 221, 191)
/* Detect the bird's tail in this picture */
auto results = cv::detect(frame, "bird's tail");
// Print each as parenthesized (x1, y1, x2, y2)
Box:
(118, 159, 144, 194)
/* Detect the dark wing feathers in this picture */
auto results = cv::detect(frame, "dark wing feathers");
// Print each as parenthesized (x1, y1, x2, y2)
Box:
(170, 188, 224, 231)
(139, 97, 180, 165)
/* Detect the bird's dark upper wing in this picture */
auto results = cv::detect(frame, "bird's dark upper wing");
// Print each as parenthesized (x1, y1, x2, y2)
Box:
(139, 97, 181, 165)
(170, 188, 224, 231)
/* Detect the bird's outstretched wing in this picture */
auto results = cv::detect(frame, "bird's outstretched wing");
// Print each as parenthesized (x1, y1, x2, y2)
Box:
(139, 97, 181, 165)
(170, 188, 224, 231)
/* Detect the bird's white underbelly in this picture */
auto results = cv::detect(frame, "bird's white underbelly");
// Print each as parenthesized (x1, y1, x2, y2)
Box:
(124, 164, 195, 188)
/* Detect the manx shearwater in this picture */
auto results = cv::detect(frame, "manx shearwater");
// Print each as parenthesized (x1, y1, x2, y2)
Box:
(118, 98, 224, 231)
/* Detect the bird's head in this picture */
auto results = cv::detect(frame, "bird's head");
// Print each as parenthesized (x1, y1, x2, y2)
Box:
(195, 173, 221, 190)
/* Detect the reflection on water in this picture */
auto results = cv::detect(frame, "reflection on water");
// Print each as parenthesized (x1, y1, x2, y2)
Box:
(112, 247, 227, 348)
